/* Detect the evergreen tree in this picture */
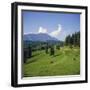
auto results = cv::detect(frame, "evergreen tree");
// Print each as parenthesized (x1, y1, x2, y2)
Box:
(28, 46, 32, 58)
(70, 35, 73, 45)
(45, 43, 48, 54)
(76, 32, 80, 46)
(65, 35, 71, 45)
(56, 44, 60, 50)
(24, 48, 28, 63)
(50, 46, 55, 56)
(65, 31, 80, 47)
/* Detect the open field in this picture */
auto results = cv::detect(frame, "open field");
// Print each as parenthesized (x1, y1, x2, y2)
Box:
(23, 47, 80, 77)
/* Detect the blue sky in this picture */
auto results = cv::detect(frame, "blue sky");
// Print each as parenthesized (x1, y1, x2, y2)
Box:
(22, 11, 80, 41)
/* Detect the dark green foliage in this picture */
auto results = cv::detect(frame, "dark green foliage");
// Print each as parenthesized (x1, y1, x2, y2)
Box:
(24, 46, 32, 63)
(50, 61, 54, 64)
(73, 57, 76, 61)
(28, 46, 32, 58)
(24, 48, 28, 63)
(65, 35, 71, 45)
(45, 43, 48, 54)
(50, 46, 55, 56)
(56, 44, 60, 50)
(70, 45, 73, 49)
(65, 31, 80, 47)
(76, 32, 80, 46)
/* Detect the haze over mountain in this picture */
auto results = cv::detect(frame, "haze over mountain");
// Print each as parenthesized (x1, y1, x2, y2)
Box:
(23, 33, 59, 42)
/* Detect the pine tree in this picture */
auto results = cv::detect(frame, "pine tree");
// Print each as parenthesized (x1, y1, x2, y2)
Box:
(65, 35, 71, 45)
(65, 31, 80, 47)
(50, 46, 55, 56)
(56, 44, 60, 50)
(76, 32, 80, 46)
(45, 43, 48, 54)
(24, 48, 28, 63)
(28, 46, 32, 58)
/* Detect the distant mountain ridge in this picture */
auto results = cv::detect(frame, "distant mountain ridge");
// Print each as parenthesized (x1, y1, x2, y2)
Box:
(23, 33, 59, 42)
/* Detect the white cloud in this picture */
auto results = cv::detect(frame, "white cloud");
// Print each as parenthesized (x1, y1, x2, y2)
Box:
(50, 24, 62, 38)
(37, 24, 62, 39)
(38, 27, 47, 33)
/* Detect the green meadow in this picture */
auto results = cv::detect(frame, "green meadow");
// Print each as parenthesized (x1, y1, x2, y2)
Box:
(23, 46, 80, 77)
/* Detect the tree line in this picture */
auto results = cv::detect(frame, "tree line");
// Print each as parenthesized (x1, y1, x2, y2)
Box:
(65, 31, 80, 47)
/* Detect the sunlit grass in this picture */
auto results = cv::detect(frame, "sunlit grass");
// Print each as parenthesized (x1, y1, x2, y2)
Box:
(23, 47, 80, 77)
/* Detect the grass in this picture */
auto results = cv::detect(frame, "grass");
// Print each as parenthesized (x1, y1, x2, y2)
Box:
(23, 46, 80, 77)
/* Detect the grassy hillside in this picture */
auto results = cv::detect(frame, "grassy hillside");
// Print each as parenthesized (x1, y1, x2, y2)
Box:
(23, 46, 80, 77)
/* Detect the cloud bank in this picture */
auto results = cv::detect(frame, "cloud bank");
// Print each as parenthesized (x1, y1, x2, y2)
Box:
(49, 24, 62, 38)
(38, 27, 47, 33)
(37, 24, 62, 38)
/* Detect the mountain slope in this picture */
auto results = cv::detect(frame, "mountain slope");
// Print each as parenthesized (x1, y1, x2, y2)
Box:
(23, 33, 59, 42)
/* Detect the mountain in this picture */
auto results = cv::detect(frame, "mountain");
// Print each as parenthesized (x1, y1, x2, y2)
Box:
(23, 33, 59, 42)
